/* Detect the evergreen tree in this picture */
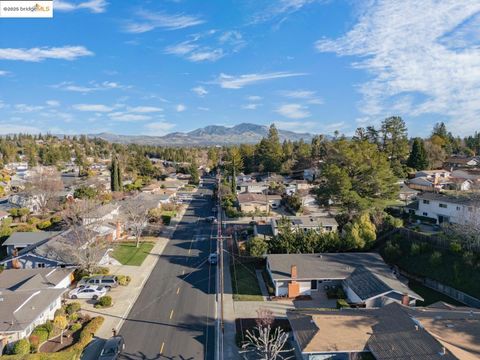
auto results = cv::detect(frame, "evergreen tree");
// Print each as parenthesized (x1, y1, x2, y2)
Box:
(407, 138, 429, 170)
(110, 156, 121, 192)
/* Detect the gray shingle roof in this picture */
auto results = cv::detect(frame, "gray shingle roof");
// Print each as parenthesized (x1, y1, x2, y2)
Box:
(2, 231, 61, 247)
(0, 289, 65, 332)
(0, 268, 73, 291)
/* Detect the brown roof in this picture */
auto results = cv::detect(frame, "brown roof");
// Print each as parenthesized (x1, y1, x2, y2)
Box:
(288, 303, 480, 359)
(237, 193, 281, 204)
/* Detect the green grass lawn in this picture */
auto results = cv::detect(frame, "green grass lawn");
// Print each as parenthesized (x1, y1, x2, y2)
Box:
(231, 260, 263, 301)
(111, 241, 154, 266)
(408, 279, 464, 306)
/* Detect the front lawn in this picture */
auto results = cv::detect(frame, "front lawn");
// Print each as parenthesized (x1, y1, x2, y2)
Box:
(231, 259, 263, 301)
(111, 241, 154, 266)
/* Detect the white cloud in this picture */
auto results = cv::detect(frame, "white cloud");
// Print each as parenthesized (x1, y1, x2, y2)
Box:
(176, 104, 186, 112)
(276, 103, 310, 119)
(247, 95, 262, 101)
(280, 89, 324, 104)
(13, 104, 44, 113)
(215, 72, 307, 89)
(0, 70, 11, 76)
(187, 50, 224, 62)
(274, 120, 318, 133)
(191, 86, 208, 97)
(315, 0, 480, 135)
(46, 100, 60, 107)
(253, 0, 317, 23)
(198, 107, 210, 111)
(144, 121, 176, 135)
(218, 31, 246, 51)
(0, 46, 93, 62)
(109, 113, 151, 122)
(52, 81, 129, 92)
(55, 0, 108, 13)
(73, 104, 113, 112)
(165, 40, 224, 62)
(124, 11, 204, 33)
(0, 123, 42, 134)
(126, 106, 163, 113)
(242, 103, 261, 110)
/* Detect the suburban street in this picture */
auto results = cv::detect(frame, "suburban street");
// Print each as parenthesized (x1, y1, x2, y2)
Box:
(119, 178, 217, 360)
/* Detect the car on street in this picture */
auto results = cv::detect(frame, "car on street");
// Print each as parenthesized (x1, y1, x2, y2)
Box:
(68, 285, 108, 300)
(206, 216, 218, 223)
(98, 335, 125, 360)
(78, 275, 118, 289)
(208, 253, 218, 265)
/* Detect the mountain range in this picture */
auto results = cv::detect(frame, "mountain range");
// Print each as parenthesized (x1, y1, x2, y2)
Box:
(90, 123, 314, 146)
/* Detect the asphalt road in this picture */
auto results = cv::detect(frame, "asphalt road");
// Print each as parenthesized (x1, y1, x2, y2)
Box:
(119, 179, 217, 360)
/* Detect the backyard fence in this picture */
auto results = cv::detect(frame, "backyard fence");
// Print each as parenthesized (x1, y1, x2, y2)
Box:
(401, 270, 480, 308)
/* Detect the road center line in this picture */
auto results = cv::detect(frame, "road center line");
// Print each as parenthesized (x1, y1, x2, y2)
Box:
(176, 287, 180, 295)
(160, 341, 165, 354)
(169, 309, 174, 319)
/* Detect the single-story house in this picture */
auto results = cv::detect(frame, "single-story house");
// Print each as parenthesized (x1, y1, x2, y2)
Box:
(271, 216, 338, 235)
(236, 181, 269, 194)
(0, 268, 73, 349)
(288, 302, 480, 360)
(2, 231, 61, 256)
(266, 253, 422, 306)
(0, 227, 112, 269)
(444, 156, 480, 169)
(237, 193, 282, 213)
(81, 202, 120, 225)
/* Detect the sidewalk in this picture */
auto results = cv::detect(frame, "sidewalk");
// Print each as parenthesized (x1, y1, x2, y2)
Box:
(222, 242, 241, 359)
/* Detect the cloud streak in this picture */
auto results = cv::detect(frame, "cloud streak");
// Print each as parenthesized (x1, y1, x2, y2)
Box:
(215, 72, 307, 89)
(0, 46, 93, 62)
(55, 0, 108, 13)
(124, 11, 204, 33)
(276, 103, 310, 119)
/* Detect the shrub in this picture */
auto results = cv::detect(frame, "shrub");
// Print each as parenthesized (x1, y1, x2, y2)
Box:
(68, 313, 79, 322)
(37, 220, 52, 230)
(336, 299, 350, 309)
(449, 242, 462, 254)
(70, 323, 82, 332)
(29, 335, 40, 353)
(73, 269, 89, 282)
(117, 275, 131, 286)
(15, 224, 37, 232)
(65, 302, 81, 315)
(429, 251, 442, 266)
(54, 307, 66, 317)
(31, 326, 49, 344)
(161, 214, 172, 225)
(247, 237, 268, 257)
(410, 243, 421, 255)
(12, 339, 30, 355)
(43, 321, 54, 335)
(27, 217, 40, 225)
(51, 215, 62, 224)
(94, 295, 112, 308)
(92, 266, 109, 275)
(384, 241, 402, 262)
(70, 317, 104, 352)
(336, 287, 346, 299)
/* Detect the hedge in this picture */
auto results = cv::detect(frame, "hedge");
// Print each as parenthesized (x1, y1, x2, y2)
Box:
(65, 302, 81, 315)
(117, 274, 131, 286)
(94, 295, 112, 308)
(12, 339, 30, 355)
(69, 316, 104, 352)
(336, 299, 350, 309)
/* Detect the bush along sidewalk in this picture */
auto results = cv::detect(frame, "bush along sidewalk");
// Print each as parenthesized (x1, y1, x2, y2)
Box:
(94, 295, 113, 309)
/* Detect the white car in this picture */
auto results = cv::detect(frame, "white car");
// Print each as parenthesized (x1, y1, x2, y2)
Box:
(68, 285, 108, 300)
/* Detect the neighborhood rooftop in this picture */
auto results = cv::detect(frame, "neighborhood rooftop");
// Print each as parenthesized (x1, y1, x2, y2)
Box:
(0, 268, 73, 291)
(2, 231, 61, 247)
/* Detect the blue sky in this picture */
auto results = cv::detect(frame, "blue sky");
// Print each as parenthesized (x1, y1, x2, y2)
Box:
(1, 0, 480, 137)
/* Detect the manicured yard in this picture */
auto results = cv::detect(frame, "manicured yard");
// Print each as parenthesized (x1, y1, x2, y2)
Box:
(231, 260, 263, 301)
(111, 241, 154, 266)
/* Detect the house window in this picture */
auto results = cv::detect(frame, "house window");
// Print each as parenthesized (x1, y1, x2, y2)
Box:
(37, 263, 46, 268)
(423, 212, 428, 216)
(423, 200, 430, 204)
(439, 203, 447, 208)
(456, 206, 461, 211)
(324, 226, 332, 232)
(311, 280, 318, 290)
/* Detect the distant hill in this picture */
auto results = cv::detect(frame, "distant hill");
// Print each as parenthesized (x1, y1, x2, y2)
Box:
(90, 123, 314, 146)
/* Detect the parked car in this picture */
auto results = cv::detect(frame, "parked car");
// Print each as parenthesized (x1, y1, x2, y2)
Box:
(99, 335, 125, 360)
(206, 216, 217, 223)
(208, 253, 218, 265)
(68, 285, 107, 300)
(78, 275, 118, 289)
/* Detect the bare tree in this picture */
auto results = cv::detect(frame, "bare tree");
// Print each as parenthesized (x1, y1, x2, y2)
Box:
(241, 308, 293, 360)
(61, 199, 109, 274)
(121, 194, 158, 247)
(26, 166, 63, 214)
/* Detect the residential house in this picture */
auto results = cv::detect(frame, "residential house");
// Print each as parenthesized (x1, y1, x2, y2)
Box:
(406, 170, 451, 192)
(285, 180, 311, 195)
(0, 268, 74, 349)
(398, 181, 420, 202)
(271, 216, 338, 235)
(412, 192, 480, 225)
(0, 228, 113, 269)
(444, 156, 480, 170)
(266, 253, 422, 306)
(236, 181, 269, 194)
(237, 193, 282, 213)
(2, 231, 61, 256)
(81, 202, 120, 225)
(288, 302, 480, 360)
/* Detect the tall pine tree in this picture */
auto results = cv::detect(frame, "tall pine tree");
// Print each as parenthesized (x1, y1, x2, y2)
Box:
(110, 156, 122, 192)
(407, 138, 429, 170)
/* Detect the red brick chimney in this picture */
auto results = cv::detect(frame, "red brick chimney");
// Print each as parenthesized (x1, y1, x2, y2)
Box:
(402, 293, 410, 306)
(116, 221, 121, 240)
(291, 265, 297, 279)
